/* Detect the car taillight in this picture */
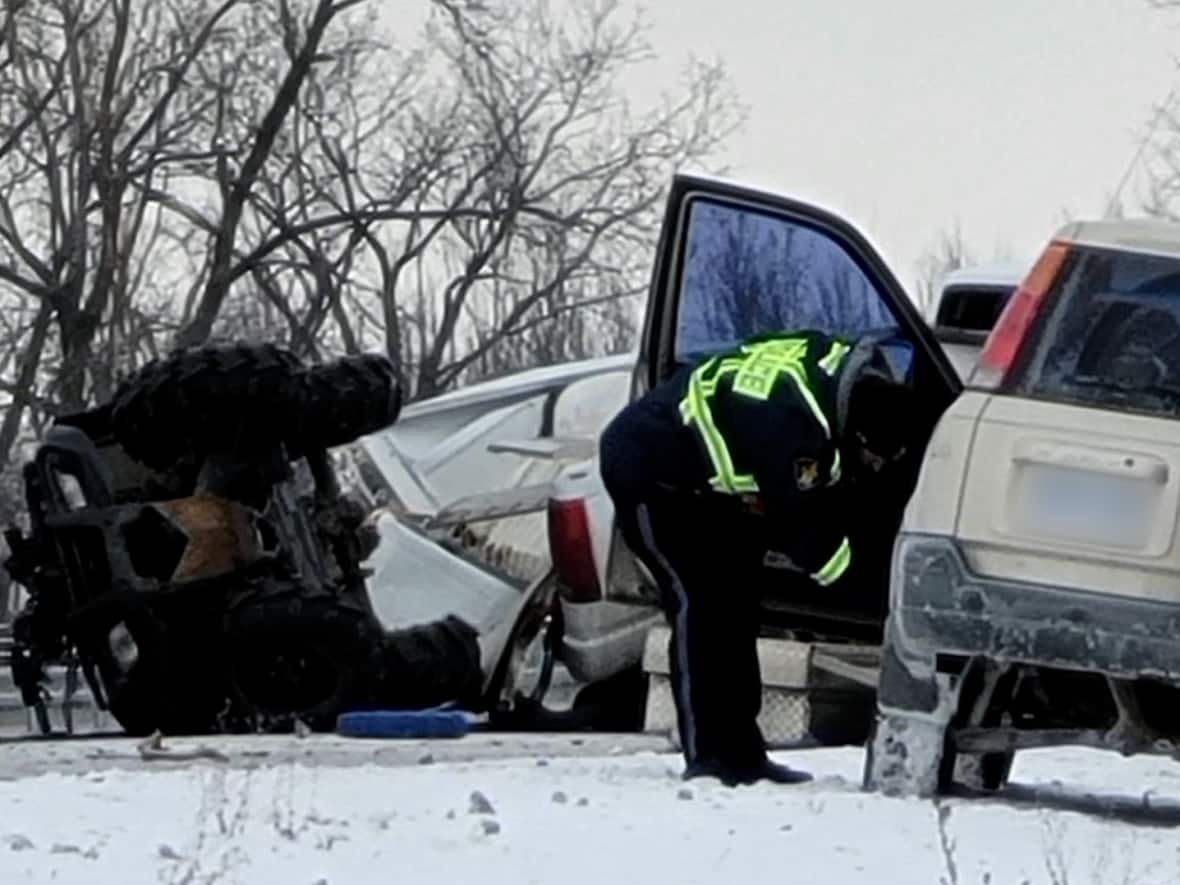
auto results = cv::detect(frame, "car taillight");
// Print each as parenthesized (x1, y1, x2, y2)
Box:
(973, 241, 1071, 390)
(547, 497, 601, 602)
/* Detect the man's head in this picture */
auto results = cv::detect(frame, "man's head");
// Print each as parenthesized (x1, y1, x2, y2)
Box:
(843, 364, 919, 475)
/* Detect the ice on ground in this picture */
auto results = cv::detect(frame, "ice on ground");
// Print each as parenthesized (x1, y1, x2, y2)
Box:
(1, 744, 1179, 885)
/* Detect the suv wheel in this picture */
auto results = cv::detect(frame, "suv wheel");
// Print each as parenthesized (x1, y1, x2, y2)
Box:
(938, 659, 1017, 794)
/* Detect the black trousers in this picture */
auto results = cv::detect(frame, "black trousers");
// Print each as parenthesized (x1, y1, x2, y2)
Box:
(600, 387, 768, 770)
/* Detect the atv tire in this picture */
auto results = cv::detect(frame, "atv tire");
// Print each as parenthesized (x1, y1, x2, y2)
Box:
(223, 592, 483, 732)
(223, 589, 390, 732)
(73, 590, 235, 736)
(108, 344, 304, 469)
(107, 344, 401, 470)
(288, 353, 402, 453)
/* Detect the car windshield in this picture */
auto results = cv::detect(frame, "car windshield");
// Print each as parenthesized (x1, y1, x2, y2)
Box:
(1013, 245, 1180, 417)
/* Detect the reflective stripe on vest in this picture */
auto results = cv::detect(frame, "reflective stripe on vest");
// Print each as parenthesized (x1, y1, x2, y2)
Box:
(818, 340, 851, 375)
(811, 536, 852, 586)
(679, 356, 759, 494)
(679, 337, 849, 494)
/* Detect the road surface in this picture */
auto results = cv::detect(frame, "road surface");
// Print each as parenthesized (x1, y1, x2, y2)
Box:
(2, 732, 1180, 884)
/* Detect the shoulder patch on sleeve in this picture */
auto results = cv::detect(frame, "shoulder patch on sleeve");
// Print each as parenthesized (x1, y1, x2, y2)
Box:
(794, 457, 821, 491)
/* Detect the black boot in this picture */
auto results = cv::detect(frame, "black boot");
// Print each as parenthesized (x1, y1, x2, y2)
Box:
(683, 757, 814, 787)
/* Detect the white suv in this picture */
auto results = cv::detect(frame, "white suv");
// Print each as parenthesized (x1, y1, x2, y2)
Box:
(866, 220, 1180, 797)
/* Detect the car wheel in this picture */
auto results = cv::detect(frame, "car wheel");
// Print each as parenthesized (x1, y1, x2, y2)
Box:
(570, 665, 647, 731)
(485, 580, 561, 729)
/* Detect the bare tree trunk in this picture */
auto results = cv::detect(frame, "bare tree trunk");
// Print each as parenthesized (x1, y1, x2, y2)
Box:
(0, 299, 52, 470)
(176, 0, 355, 349)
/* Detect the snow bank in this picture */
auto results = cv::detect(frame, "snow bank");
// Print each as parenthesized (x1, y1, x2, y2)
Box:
(1, 745, 1178, 884)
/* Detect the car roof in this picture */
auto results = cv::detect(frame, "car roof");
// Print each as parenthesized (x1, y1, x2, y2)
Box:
(923, 263, 1026, 325)
(1055, 218, 1180, 260)
(940, 263, 1027, 290)
(399, 352, 635, 419)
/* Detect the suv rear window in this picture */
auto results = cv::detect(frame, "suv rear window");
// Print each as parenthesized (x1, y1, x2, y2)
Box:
(1013, 245, 1180, 416)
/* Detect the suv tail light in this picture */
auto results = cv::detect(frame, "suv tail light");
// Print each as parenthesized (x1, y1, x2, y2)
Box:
(547, 497, 601, 602)
(972, 241, 1071, 390)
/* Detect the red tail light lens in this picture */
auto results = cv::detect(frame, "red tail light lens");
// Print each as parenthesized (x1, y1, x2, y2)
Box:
(547, 497, 601, 602)
(974, 241, 1071, 389)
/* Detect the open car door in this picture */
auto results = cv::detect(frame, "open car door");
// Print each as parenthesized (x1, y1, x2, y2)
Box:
(628, 173, 963, 638)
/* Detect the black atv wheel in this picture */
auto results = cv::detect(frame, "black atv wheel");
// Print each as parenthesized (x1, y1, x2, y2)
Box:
(222, 591, 387, 732)
(74, 592, 235, 736)
(289, 354, 402, 453)
(108, 344, 304, 469)
(106, 344, 401, 470)
(223, 592, 484, 732)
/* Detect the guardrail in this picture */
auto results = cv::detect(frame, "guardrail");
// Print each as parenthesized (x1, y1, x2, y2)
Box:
(0, 621, 12, 667)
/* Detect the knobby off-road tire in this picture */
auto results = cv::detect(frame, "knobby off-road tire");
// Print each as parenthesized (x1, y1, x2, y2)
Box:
(108, 344, 302, 469)
(288, 353, 402, 454)
(107, 344, 401, 470)
(222, 590, 391, 732)
(223, 588, 484, 732)
(76, 590, 237, 736)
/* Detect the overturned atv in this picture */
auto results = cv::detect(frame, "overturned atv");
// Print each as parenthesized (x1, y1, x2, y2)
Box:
(5, 343, 485, 736)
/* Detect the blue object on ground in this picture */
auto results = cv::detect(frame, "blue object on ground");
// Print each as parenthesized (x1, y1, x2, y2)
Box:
(336, 708, 474, 739)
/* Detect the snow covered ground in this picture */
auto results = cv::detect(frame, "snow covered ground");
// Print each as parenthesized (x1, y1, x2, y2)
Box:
(2, 735, 1179, 885)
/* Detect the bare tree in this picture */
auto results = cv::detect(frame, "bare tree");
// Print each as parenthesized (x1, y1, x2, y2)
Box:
(175, 0, 369, 348)
(346, 0, 743, 397)
(136, 0, 741, 398)
(1140, 88, 1180, 220)
(914, 223, 973, 314)
(0, 0, 373, 475)
(0, 0, 743, 491)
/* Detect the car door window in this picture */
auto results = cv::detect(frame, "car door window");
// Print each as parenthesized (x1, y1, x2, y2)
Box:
(675, 198, 899, 365)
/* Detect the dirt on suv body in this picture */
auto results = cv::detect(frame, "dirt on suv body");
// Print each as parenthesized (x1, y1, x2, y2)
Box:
(867, 220, 1180, 797)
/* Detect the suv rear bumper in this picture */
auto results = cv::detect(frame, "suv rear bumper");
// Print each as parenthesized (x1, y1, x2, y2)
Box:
(893, 534, 1180, 680)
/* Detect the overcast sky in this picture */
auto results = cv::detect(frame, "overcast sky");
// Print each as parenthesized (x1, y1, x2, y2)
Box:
(402, 1, 1180, 289)
(637, 0, 1180, 284)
